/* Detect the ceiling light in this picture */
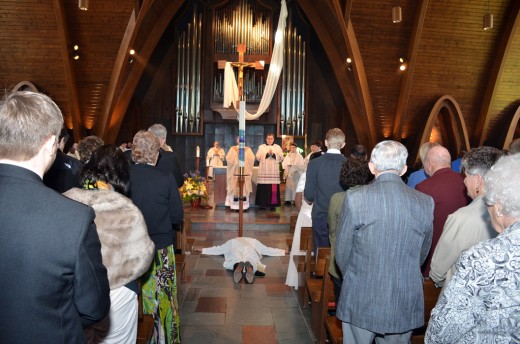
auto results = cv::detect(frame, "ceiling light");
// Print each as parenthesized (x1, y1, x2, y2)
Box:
(392, 6, 402, 23)
(399, 57, 407, 71)
(129, 49, 135, 55)
(78, 0, 89, 11)
(73, 45, 79, 51)
(73, 54, 80, 60)
(346, 57, 352, 64)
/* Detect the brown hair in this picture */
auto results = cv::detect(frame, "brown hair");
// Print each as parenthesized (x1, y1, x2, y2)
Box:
(132, 130, 160, 164)
(77, 136, 104, 163)
(0, 91, 63, 160)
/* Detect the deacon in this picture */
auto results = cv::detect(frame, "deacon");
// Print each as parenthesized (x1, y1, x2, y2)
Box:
(225, 137, 255, 210)
(206, 140, 225, 179)
(255, 133, 284, 209)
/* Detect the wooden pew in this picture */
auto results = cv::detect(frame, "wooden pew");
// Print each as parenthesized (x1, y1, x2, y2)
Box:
(136, 281, 154, 344)
(304, 246, 331, 309)
(175, 213, 192, 283)
(411, 278, 442, 343)
(293, 226, 313, 274)
(313, 256, 337, 343)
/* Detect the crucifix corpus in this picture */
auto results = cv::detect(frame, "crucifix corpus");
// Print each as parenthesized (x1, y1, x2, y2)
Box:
(219, 44, 264, 237)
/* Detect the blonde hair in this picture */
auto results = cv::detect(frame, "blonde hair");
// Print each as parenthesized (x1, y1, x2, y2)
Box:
(0, 91, 63, 160)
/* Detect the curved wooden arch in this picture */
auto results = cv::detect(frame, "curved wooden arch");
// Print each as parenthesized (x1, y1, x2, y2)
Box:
(414, 95, 470, 163)
(503, 105, 520, 149)
(12, 81, 38, 92)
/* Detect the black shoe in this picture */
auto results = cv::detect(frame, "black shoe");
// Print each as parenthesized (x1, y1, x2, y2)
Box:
(233, 262, 245, 283)
(244, 261, 254, 284)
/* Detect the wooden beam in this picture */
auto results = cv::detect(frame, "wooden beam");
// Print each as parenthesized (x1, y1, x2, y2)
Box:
(53, 0, 82, 142)
(474, 1, 520, 146)
(103, 0, 185, 143)
(344, 0, 353, 23)
(299, 0, 377, 148)
(392, 0, 429, 141)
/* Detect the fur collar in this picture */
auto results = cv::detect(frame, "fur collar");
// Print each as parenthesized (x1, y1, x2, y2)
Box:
(64, 188, 155, 289)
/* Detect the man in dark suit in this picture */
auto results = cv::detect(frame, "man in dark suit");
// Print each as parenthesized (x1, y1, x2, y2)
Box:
(304, 128, 346, 252)
(148, 123, 184, 188)
(43, 127, 83, 192)
(335, 140, 434, 343)
(0, 91, 110, 343)
(416, 145, 470, 276)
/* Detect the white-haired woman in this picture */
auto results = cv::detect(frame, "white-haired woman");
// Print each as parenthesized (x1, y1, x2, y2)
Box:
(426, 154, 520, 343)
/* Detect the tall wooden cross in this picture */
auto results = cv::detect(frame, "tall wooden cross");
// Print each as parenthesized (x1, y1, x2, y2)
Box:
(218, 43, 264, 102)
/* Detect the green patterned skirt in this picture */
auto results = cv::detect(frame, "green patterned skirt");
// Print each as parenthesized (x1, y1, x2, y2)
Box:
(141, 245, 181, 344)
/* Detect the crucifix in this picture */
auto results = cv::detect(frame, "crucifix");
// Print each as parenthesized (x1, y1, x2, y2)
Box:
(219, 43, 264, 237)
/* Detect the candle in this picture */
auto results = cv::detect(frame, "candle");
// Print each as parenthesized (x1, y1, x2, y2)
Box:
(196, 146, 200, 158)
(238, 100, 245, 168)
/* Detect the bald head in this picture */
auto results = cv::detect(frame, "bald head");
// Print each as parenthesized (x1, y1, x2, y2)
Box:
(425, 146, 451, 176)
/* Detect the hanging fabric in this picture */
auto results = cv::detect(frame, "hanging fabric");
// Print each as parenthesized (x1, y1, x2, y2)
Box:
(223, 0, 288, 120)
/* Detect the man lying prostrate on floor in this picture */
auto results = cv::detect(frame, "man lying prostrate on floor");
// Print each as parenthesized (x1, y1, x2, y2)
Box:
(201, 237, 285, 284)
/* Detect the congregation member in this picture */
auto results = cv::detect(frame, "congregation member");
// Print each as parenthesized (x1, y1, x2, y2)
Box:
(327, 157, 372, 303)
(407, 141, 438, 188)
(44, 126, 82, 192)
(201, 237, 285, 284)
(285, 151, 321, 289)
(416, 145, 470, 276)
(77, 135, 104, 163)
(129, 130, 183, 344)
(335, 140, 434, 344)
(430, 146, 503, 290)
(148, 123, 184, 188)
(68, 141, 81, 160)
(508, 137, 520, 154)
(225, 137, 255, 210)
(349, 144, 367, 160)
(304, 128, 346, 252)
(255, 133, 284, 209)
(64, 145, 155, 344)
(282, 142, 304, 205)
(304, 140, 323, 167)
(206, 140, 225, 179)
(0, 91, 110, 343)
(426, 154, 520, 343)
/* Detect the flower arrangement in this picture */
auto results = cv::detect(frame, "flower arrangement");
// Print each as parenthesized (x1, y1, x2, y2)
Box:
(180, 170, 207, 202)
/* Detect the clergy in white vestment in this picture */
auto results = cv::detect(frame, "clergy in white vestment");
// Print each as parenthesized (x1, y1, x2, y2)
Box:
(201, 237, 285, 283)
(225, 139, 255, 210)
(282, 143, 304, 204)
(206, 141, 225, 179)
(255, 133, 284, 209)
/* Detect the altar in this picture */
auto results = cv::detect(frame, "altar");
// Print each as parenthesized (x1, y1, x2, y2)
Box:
(213, 166, 259, 207)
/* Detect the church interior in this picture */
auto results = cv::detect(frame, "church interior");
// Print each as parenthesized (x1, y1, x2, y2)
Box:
(2, 0, 520, 343)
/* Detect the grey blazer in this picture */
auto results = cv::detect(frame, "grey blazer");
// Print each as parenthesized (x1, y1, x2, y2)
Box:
(335, 172, 434, 334)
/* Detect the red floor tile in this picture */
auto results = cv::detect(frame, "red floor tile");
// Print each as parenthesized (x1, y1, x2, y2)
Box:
(195, 296, 226, 313)
(242, 325, 277, 344)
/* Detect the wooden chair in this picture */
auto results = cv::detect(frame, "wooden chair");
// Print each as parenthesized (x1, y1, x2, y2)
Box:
(411, 278, 442, 343)
(304, 246, 331, 308)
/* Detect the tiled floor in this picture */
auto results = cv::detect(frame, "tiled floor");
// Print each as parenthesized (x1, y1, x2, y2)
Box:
(178, 183, 315, 343)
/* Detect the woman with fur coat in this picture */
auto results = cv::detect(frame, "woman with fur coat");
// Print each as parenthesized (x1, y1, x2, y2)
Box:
(64, 145, 155, 344)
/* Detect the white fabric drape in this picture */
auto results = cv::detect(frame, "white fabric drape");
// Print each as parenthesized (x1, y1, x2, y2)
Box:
(223, 0, 288, 120)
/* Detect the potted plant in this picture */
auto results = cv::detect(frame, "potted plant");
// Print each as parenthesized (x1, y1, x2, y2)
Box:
(180, 170, 207, 207)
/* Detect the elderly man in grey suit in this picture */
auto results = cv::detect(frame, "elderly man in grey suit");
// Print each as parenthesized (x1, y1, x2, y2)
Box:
(335, 140, 434, 343)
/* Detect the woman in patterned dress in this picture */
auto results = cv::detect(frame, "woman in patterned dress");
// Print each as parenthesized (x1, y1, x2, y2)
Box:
(426, 154, 520, 343)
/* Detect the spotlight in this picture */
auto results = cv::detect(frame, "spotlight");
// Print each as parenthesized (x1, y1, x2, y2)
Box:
(483, 13, 493, 30)
(392, 6, 402, 23)
(346, 57, 352, 64)
(129, 49, 135, 55)
(399, 57, 407, 71)
(73, 53, 80, 60)
(128, 56, 134, 64)
(73, 45, 79, 51)
(78, 0, 89, 11)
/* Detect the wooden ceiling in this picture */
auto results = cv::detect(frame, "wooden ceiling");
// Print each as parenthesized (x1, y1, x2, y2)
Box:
(1, 0, 519, 155)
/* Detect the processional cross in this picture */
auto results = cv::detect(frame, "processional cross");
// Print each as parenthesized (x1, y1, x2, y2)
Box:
(219, 43, 264, 237)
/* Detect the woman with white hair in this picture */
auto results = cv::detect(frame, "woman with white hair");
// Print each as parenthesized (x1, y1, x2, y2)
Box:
(426, 154, 520, 343)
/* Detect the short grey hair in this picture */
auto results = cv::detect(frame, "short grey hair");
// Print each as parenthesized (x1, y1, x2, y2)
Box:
(461, 146, 504, 177)
(370, 140, 408, 172)
(484, 154, 520, 217)
(148, 124, 167, 139)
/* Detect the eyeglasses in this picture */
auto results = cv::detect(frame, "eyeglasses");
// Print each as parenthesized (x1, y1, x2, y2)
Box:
(483, 197, 495, 207)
